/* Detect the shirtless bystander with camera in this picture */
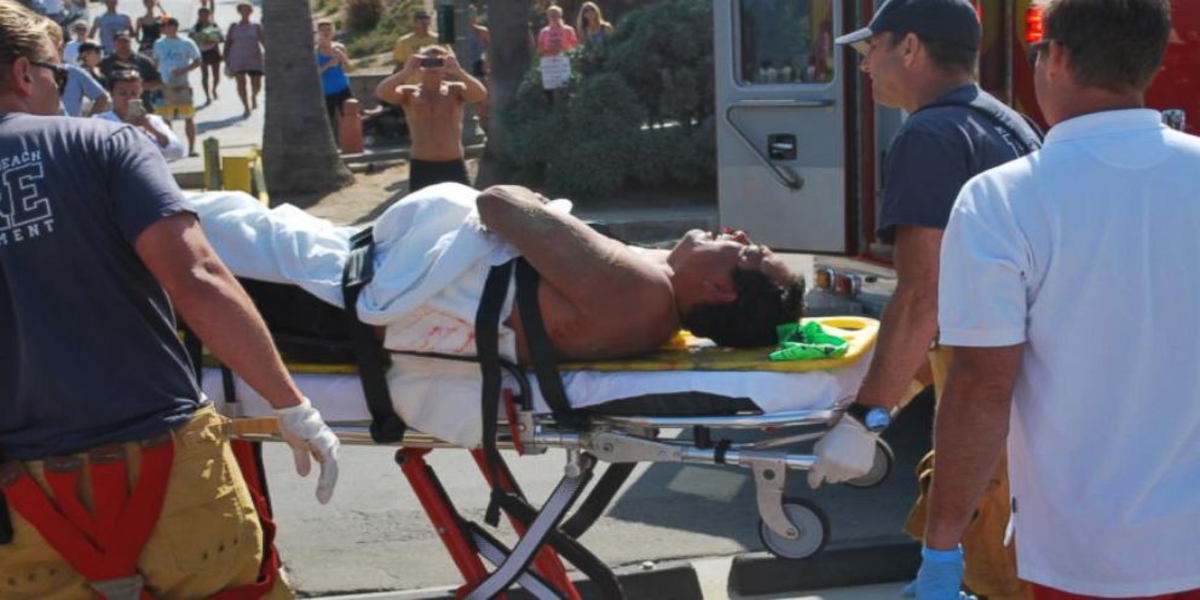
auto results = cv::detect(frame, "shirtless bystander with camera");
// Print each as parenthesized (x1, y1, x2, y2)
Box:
(375, 45, 486, 192)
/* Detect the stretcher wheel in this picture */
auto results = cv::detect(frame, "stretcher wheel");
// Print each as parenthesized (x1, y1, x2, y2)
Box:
(844, 439, 894, 489)
(758, 497, 829, 560)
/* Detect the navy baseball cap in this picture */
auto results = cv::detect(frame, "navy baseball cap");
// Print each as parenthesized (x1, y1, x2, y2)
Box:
(836, 0, 981, 54)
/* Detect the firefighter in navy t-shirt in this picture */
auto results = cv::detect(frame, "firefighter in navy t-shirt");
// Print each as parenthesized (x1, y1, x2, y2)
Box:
(0, 3, 339, 598)
(810, 1, 1043, 598)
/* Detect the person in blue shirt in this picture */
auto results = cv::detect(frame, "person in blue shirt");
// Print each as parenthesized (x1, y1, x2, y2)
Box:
(0, 3, 340, 596)
(316, 19, 354, 146)
(60, 60, 107, 116)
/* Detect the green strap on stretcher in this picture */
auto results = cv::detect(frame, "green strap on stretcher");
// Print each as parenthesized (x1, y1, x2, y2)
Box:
(769, 321, 849, 362)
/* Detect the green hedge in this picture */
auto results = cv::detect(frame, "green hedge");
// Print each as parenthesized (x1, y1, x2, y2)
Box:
(500, 0, 715, 198)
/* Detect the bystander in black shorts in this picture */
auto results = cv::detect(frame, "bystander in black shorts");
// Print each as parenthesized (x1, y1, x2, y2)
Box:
(409, 158, 470, 192)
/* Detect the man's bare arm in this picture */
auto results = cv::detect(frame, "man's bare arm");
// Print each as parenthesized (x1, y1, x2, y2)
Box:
(476, 185, 667, 309)
(135, 213, 304, 410)
(924, 344, 1022, 549)
(445, 55, 486, 104)
(375, 57, 419, 105)
(856, 225, 943, 409)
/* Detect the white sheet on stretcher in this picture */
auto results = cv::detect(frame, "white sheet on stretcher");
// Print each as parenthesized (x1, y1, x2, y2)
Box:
(202, 348, 873, 447)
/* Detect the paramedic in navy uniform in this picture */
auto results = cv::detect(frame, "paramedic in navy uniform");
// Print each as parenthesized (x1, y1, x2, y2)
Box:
(806, 0, 1042, 598)
(0, 2, 339, 598)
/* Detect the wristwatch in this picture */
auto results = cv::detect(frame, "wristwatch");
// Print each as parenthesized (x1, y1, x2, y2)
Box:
(845, 402, 892, 433)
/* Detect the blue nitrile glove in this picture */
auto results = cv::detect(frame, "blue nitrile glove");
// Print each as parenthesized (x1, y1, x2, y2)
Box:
(914, 545, 977, 600)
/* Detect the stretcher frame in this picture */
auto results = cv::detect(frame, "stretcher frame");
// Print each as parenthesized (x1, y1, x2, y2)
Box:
(227, 390, 893, 600)
(209, 245, 892, 598)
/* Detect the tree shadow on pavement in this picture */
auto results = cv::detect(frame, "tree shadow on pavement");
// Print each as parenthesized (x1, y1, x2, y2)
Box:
(197, 115, 252, 134)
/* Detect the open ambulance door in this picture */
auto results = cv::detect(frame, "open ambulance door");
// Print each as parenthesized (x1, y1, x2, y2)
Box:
(715, 0, 859, 254)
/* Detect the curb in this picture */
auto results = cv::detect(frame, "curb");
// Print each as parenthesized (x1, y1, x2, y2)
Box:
(728, 537, 920, 597)
(310, 539, 918, 599)
(308, 560, 703, 600)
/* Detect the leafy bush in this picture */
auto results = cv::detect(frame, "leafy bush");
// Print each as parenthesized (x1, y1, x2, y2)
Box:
(344, 0, 424, 58)
(343, 0, 383, 33)
(500, 0, 715, 198)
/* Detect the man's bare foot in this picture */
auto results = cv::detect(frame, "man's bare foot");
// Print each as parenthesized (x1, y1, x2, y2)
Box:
(243, 107, 251, 118)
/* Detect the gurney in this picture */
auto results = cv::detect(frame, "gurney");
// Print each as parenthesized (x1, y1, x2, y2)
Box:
(201, 302, 889, 599)
(185, 191, 892, 599)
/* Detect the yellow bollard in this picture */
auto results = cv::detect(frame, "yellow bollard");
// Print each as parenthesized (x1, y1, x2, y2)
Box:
(221, 154, 254, 195)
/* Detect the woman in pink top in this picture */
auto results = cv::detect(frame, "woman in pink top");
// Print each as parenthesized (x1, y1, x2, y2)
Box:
(537, 5, 577, 57)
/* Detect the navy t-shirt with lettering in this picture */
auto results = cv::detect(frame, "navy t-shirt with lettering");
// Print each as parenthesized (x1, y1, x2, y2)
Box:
(0, 113, 200, 460)
(878, 84, 1042, 243)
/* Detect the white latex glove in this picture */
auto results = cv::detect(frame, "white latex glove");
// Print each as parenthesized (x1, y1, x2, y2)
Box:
(275, 398, 340, 504)
(807, 413, 878, 489)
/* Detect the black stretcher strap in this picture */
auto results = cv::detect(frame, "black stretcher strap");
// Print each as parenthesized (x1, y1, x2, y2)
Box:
(472, 260, 623, 598)
(477, 260, 517, 526)
(559, 462, 636, 540)
(341, 228, 407, 444)
(514, 259, 583, 427)
(468, 524, 565, 600)
(464, 468, 593, 600)
(495, 489, 625, 600)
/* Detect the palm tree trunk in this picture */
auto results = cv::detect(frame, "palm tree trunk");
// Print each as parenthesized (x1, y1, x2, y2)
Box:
(262, 0, 354, 201)
(476, 0, 531, 186)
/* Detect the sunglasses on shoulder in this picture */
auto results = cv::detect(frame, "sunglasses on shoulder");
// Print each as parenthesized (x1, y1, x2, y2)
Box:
(32, 61, 70, 96)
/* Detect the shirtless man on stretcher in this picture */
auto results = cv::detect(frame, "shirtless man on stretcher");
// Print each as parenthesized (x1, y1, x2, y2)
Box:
(192, 182, 805, 363)
(475, 185, 805, 362)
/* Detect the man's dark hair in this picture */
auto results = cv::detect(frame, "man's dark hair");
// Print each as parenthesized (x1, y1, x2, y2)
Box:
(163, 17, 179, 28)
(1043, 0, 1171, 92)
(888, 31, 976, 75)
(107, 67, 142, 90)
(683, 269, 805, 348)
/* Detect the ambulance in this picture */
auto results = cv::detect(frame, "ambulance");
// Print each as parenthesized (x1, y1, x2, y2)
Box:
(714, 1, 1198, 310)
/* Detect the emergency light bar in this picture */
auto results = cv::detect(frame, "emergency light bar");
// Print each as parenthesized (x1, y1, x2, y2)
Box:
(1026, 6, 1046, 43)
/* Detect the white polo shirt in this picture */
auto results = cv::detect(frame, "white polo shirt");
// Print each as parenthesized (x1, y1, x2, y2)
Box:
(939, 109, 1200, 596)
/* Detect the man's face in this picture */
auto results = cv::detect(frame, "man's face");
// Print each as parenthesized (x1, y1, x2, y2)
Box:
(317, 23, 334, 40)
(237, 4, 252, 18)
(419, 51, 446, 78)
(669, 229, 793, 293)
(414, 15, 431, 34)
(24, 41, 65, 116)
(859, 32, 907, 108)
(114, 37, 133, 57)
(111, 79, 143, 114)
(104, 0, 117, 11)
(72, 25, 88, 41)
(162, 23, 178, 38)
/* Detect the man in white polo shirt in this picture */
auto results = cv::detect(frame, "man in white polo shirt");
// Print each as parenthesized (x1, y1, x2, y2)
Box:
(913, 0, 1200, 599)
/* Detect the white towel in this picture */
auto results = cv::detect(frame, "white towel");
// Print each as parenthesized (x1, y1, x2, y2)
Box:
(360, 182, 521, 360)
(188, 191, 355, 307)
